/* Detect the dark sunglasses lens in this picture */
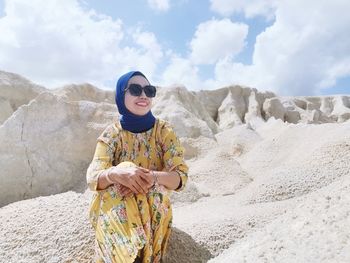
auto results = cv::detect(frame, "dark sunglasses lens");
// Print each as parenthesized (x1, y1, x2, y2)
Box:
(128, 84, 142, 96)
(127, 84, 156, 97)
(144, 85, 156, 97)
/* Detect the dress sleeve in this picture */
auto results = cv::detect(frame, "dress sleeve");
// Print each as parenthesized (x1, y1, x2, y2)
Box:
(86, 124, 119, 191)
(160, 122, 189, 192)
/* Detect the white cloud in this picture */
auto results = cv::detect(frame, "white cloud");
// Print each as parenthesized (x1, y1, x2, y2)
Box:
(207, 0, 350, 95)
(211, 58, 256, 87)
(190, 18, 248, 64)
(1, 0, 349, 96)
(131, 30, 164, 80)
(0, 0, 164, 88)
(161, 54, 202, 89)
(210, 0, 277, 19)
(147, 0, 170, 12)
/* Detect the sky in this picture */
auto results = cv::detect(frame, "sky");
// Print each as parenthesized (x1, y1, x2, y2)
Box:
(0, 0, 349, 96)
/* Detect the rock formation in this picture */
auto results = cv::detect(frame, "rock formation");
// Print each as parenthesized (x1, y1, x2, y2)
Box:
(0, 71, 46, 124)
(0, 91, 118, 206)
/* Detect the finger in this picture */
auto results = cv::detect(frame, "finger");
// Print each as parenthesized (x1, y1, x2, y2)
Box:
(129, 184, 140, 194)
(125, 190, 134, 197)
(138, 171, 153, 184)
(125, 188, 132, 194)
(137, 177, 150, 190)
(143, 176, 154, 187)
(129, 177, 144, 194)
(146, 174, 154, 185)
(133, 177, 147, 194)
(138, 167, 150, 173)
(140, 177, 152, 187)
(121, 178, 137, 194)
(136, 169, 150, 176)
(121, 189, 132, 197)
(138, 173, 150, 184)
(120, 187, 130, 196)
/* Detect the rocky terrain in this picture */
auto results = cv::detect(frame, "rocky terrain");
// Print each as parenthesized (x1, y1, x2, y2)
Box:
(0, 70, 349, 262)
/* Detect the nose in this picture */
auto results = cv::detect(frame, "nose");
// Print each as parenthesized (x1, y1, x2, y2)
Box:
(139, 89, 147, 98)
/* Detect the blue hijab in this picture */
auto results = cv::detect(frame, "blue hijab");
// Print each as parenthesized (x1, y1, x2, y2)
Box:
(115, 71, 156, 133)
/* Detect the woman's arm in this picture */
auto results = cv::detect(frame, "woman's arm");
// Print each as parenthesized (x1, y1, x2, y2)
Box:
(157, 122, 189, 192)
(86, 141, 114, 192)
(153, 170, 181, 190)
(138, 170, 181, 190)
(96, 169, 113, 190)
(86, 124, 119, 192)
(97, 168, 181, 193)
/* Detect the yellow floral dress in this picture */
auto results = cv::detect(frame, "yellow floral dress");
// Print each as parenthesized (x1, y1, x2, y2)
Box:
(86, 118, 188, 263)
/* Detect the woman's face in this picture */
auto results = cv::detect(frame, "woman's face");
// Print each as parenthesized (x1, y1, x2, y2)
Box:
(124, 75, 153, 116)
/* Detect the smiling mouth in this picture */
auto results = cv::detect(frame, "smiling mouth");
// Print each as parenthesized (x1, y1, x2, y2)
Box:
(135, 102, 148, 107)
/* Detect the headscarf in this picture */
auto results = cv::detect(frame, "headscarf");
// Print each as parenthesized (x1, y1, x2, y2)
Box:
(115, 71, 156, 133)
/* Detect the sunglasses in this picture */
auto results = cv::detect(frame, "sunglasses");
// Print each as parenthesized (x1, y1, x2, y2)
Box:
(125, 84, 157, 98)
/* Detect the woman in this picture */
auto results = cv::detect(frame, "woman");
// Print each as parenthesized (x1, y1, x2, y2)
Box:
(86, 71, 188, 263)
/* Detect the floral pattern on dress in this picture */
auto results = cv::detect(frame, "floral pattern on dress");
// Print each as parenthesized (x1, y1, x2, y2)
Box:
(112, 204, 128, 224)
(86, 119, 188, 263)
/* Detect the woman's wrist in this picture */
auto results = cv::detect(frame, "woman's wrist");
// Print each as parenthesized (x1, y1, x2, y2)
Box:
(105, 168, 114, 185)
(154, 171, 181, 190)
(97, 168, 115, 190)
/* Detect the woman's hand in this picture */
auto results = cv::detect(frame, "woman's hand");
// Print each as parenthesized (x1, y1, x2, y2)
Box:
(116, 184, 134, 197)
(109, 166, 150, 194)
(139, 171, 156, 190)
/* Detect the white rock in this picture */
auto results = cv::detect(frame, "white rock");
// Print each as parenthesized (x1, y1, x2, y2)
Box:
(0, 92, 118, 206)
(263, 97, 286, 121)
(152, 86, 218, 138)
(0, 97, 13, 124)
(51, 83, 114, 103)
(0, 70, 46, 124)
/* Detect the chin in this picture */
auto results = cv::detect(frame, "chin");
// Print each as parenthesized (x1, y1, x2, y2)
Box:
(128, 105, 151, 116)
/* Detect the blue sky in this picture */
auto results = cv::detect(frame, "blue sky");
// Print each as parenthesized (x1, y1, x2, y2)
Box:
(0, 0, 349, 96)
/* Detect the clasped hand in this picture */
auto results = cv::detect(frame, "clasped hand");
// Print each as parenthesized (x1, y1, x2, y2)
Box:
(109, 166, 155, 197)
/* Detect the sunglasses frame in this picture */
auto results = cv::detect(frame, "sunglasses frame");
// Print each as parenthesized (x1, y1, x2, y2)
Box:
(125, 83, 157, 98)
